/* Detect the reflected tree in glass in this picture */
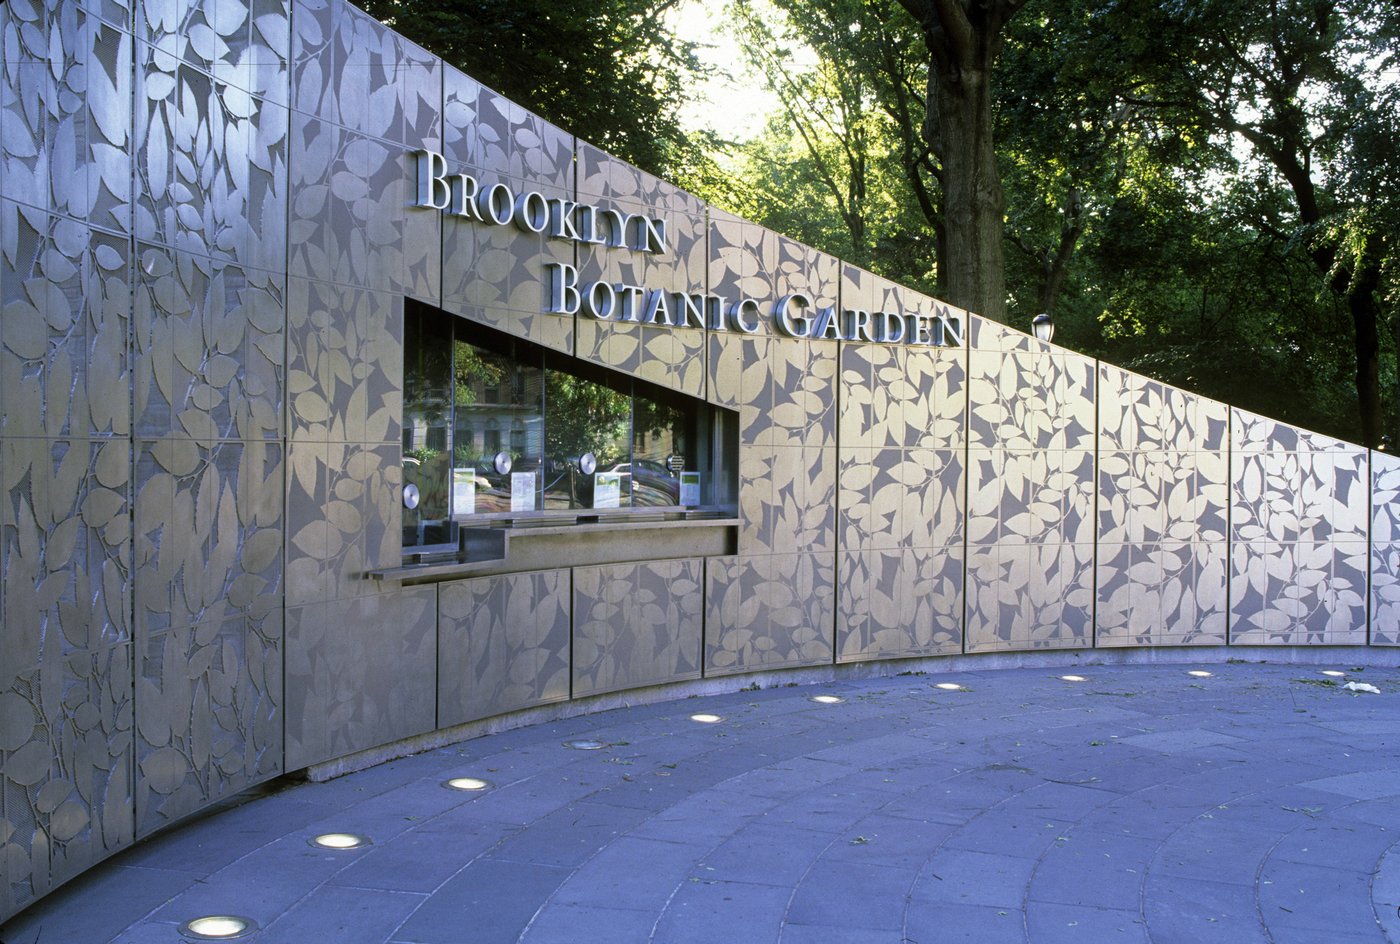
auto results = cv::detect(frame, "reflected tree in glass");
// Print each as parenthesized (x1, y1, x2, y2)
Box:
(544, 371, 631, 508)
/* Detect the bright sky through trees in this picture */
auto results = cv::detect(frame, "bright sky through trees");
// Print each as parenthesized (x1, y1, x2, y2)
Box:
(670, 0, 801, 142)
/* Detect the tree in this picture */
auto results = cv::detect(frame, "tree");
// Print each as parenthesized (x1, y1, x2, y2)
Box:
(1103, 0, 1400, 446)
(351, 0, 702, 176)
(894, 0, 1027, 321)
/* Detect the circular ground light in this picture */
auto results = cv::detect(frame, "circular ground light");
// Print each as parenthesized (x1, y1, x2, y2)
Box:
(1321, 669, 1348, 678)
(935, 682, 963, 691)
(442, 777, 494, 791)
(1059, 674, 1087, 682)
(810, 694, 845, 704)
(689, 713, 724, 724)
(1188, 670, 1213, 678)
(563, 739, 610, 750)
(179, 915, 258, 940)
(310, 832, 371, 850)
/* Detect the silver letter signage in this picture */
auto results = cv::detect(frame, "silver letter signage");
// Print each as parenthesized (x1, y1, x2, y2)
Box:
(411, 148, 964, 349)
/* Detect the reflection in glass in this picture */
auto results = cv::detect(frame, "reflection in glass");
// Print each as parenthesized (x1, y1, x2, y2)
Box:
(543, 366, 631, 509)
(403, 309, 454, 550)
(631, 390, 691, 506)
(403, 304, 734, 551)
(452, 337, 543, 514)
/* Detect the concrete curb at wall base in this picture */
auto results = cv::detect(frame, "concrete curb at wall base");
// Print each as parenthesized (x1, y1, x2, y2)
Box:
(300, 644, 1400, 782)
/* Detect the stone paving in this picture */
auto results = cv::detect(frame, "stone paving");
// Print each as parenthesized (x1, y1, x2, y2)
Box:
(5, 662, 1400, 943)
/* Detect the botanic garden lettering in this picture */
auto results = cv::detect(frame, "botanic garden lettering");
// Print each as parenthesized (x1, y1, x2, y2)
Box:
(412, 149, 962, 348)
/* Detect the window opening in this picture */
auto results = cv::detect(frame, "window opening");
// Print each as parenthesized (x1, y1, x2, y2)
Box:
(402, 302, 737, 555)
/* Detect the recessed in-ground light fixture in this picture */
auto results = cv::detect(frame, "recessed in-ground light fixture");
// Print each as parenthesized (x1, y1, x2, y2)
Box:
(310, 832, 371, 850)
(1188, 670, 1213, 678)
(178, 915, 258, 940)
(690, 713, 724, 724)
(1321, 670, 1348, 678)
(1059, 675, 1087, 682)
(935, 682, 963, 691)
(810, 694, 845, 704)
(563, 739, 610, 750)
(442, 776, 493, 792)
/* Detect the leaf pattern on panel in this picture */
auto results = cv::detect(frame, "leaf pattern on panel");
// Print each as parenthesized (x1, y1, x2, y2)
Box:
(1230, 541, 1368, 645)
(284, 586, 436, 770)
(965, 541, 1093, 652)
(2, 438, 131, 655)
(133, 245, 283, 440)
(837, 547, 962, 662)
(0, 4, 132, 233)
(139, 0, 289, 102)
(1099, 364, 1231, 455)
(437, 570, 570, 727)
(763, 446, 835, 558)
(289, 0, 439, 147)
(135, 46, 288, 271)
(286, 0, 440, 299)
(575, 143, 708, 395)
(133, 438, 282, 635)
(1232, 450, 1368, 544)
(769, 339, 836, 449)
(704, 553, 834, 676)
(1, 435, 132, 915)
(839, 266, 968, 447)
(835, 283, 969, 662)
(284, 440, 399, 607)
(964, 339, 1095, 653)
(1372, 451, 1400, 646)
(0, 646, 133, 916)
(969, 348, 1096, 452)
(287, 113, 440, 298)
(286, 279, 400, 445)
(1230, 409, 1369, 645)
(706, 331, 743, 408)
(1096, 542, 1227, 647)
(1, 202, 131, 438)
(1095, 367, 1231, 647)
(710, 213, 840, 323)
(966, 312, 1036, 354)
(135, 611, 282, 835)
(573, 559, 703, 697)
(440, 70, 573, 355)
(840, 447, 964, 553)
(735, 335, 774, 447)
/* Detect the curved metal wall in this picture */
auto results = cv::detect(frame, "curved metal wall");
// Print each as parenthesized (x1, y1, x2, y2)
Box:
(1, 0, 1396, 920)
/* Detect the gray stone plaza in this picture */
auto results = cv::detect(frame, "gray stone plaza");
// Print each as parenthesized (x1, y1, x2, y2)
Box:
(5, 660, 1398, 943)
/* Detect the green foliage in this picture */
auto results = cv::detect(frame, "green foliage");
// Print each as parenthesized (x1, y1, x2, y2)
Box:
(352, 0, 704, 176)
(714, 0, 939, 292)
(708, 0, 1398, 443)
(544, 372, 630, 467)
(404, 446, 441, 464)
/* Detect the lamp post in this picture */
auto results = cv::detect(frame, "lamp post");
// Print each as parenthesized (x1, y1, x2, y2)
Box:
(1032, 312, 1054, 344)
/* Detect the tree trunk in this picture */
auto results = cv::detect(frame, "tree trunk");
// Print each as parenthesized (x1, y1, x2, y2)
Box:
(931, 59, 1008, 322)
(896, 0, 1022, 323)
(1349, 257, 1384, 449)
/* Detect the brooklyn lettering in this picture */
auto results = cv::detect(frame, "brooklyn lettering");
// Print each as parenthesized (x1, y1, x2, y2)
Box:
(412, 149, 667, 254)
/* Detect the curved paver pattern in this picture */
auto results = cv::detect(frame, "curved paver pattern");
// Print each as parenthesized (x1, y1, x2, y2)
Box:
(3, 663, 1398, 944)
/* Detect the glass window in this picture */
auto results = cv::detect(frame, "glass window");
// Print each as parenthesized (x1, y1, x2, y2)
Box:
(542, 363, 631, 509)
(402, 308, 455, 550)
(402, 303, 735, 553)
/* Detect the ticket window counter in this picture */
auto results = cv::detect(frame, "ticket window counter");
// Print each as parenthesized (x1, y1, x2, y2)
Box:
(399, 302, 738, 565)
